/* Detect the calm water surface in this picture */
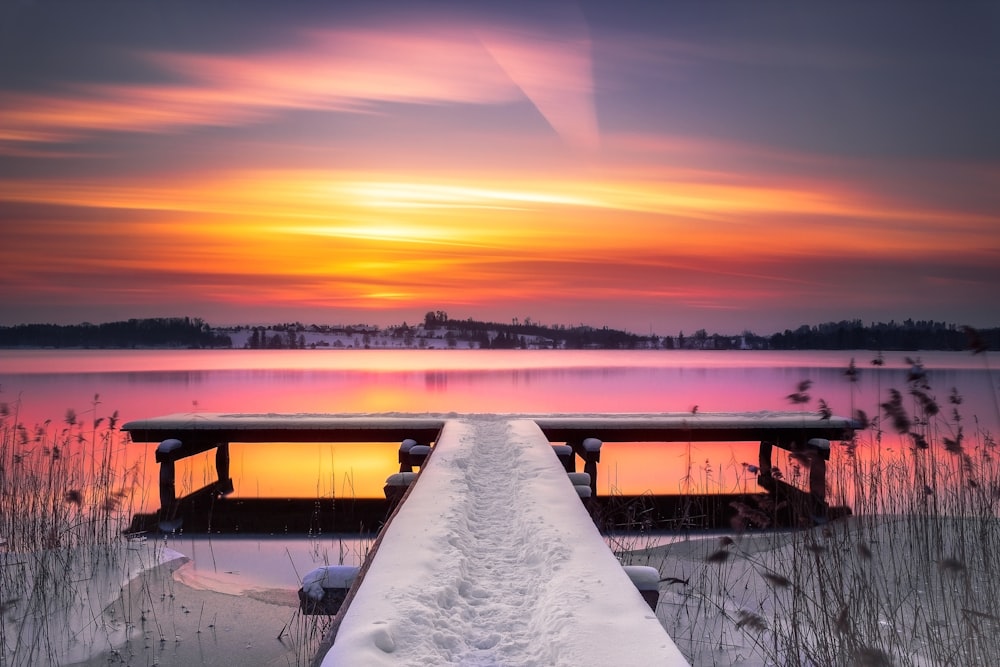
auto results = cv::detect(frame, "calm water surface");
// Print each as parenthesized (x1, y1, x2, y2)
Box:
(6, 349, 997, 603)
(2, 349, 997, 507)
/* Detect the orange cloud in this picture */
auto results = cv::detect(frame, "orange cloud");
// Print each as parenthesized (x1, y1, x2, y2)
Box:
(146, 29, 515, 113)
(3, 146, 996, 322)
(2, 161, 994, 259)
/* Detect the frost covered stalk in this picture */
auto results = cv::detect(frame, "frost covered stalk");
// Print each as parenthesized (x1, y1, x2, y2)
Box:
(0, 398, 145, 666)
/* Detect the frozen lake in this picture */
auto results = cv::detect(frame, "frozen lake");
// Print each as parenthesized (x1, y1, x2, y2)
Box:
(2, 348, 996, 507)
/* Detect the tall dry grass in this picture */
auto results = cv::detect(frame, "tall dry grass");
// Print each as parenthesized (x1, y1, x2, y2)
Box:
(1, 395, 372, 666)
(624, 349, 1000, 666)
(0, 395, 149, 666)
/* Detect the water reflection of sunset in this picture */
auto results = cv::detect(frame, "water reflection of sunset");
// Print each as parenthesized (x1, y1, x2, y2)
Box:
(4, 350, 996, 515)
(172, 443, 400, 503)
(166, 440, 765, 506)
(587, 442, 762, 496)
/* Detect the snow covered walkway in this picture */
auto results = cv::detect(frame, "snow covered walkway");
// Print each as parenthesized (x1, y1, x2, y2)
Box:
(322, 417, 688, 666)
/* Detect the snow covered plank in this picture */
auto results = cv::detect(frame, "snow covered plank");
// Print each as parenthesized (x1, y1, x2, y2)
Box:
(323, 417, 688, 667)
(122, 412, 446, 444)
(123, 411, 853, 449)
(534, 411, 855, 455)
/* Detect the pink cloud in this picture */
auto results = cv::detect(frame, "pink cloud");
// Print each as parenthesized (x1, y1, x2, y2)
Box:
(3, 17, 598, 150)
(150, 27, 518, 108)
(478, 13, 599, 151)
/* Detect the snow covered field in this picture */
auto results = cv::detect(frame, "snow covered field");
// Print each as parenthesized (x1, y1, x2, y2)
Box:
(0, 540, 185, 666)
(323, 417, 689, 666)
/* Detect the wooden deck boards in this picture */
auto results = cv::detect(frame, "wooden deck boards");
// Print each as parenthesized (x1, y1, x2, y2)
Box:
(123, 411, 855, 447)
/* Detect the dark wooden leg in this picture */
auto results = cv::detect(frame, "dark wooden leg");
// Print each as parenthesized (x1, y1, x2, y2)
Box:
(216, 442, 230, 482)
(809, 455, 827, 511)
(757, 441, 775, 491)
(582, 438, 602, 497)
(399, 439, 415, 473)
(569, 439, 601, 496)
(215, 442, 234, 494)
(159, 459, 176, 511)
(553, 445, 575, 472)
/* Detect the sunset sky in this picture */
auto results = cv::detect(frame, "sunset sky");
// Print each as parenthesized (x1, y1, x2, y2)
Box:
(2, 1, 998, 336)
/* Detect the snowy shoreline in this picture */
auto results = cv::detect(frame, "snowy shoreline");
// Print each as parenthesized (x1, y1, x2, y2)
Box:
(55, 512, 1000, 667)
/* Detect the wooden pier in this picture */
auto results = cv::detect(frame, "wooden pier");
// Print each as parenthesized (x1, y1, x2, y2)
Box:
(123, 411, 856, 523)
(123, 411, 856, 665)
(317, 418, 692, 665)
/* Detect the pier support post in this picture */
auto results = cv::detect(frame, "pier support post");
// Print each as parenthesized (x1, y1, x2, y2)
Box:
(809, 458, 827, 508)
(399, 439, 431, 471)
(216, 442, 229, 481)
(156, 438, 183, 518)
(552, 445, 575, 472)
(299, 565, 360, 615)
(159, 459, 176, 510)
(215, 442, 233, 493)
(572, 438, 601, 497)
(758, 438, 831, 521)
(623, 565, 661, 611)
(384, 472, 418, 512)
(409, 444, 432, 468)
(757, 441, 775, 491)
(399, 438, 417, 472)
(807, 438, 830, 513)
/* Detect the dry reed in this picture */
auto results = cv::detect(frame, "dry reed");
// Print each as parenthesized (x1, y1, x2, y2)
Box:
(623, 350, 1000, 666)
(0, 395, 153, 665)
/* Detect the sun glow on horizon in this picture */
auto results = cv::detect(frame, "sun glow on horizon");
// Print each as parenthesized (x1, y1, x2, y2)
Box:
(2, 161, 998, 323)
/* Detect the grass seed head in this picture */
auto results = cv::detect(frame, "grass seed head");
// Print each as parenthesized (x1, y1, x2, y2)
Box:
(762, 571, 792, 588)
(706, 549, 731, 563)
(735, 610, 768, 632)
(845, 358, 859, 382)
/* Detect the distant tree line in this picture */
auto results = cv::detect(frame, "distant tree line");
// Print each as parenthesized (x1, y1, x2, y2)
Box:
(0, 317, 232, 348)
(245, 325, 307, 349)
(2, 314, 996, 351)
(425, 311, 649, 349)
(768, 319, 999, 352)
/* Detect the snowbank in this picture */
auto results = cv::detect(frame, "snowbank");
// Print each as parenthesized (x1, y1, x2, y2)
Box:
(1, 539, 185, 665)
(323, 417, 688, 666)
